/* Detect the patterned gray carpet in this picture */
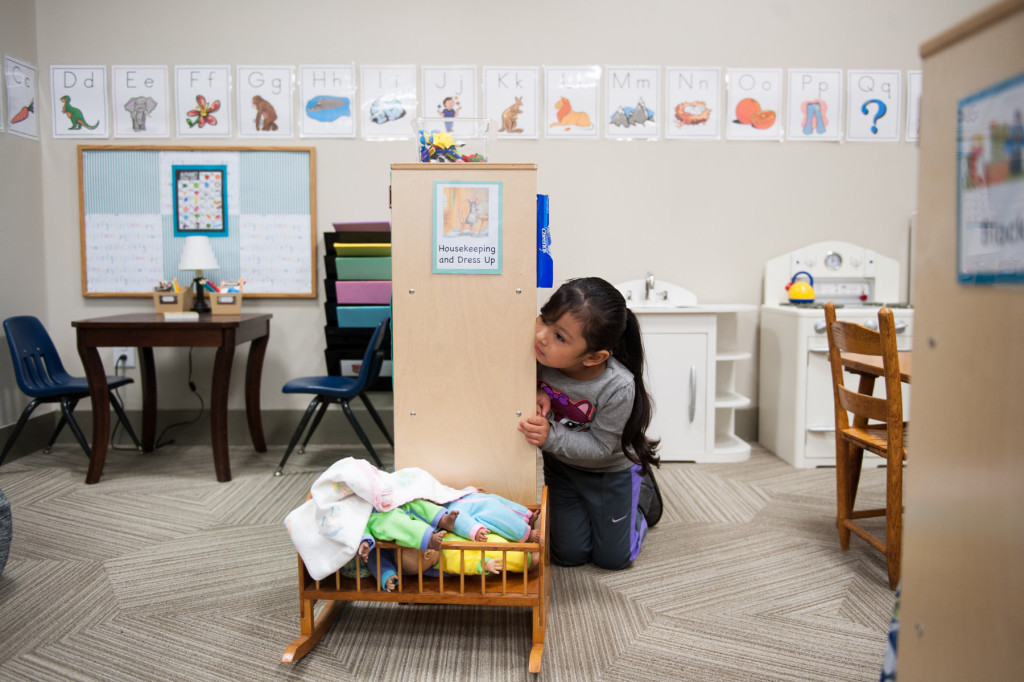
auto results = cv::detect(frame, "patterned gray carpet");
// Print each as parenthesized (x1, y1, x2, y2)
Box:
(0, 441, 895, 681)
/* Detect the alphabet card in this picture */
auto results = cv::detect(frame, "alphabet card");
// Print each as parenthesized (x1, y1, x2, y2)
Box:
(237, 66, 293, 137)
(544, 66, 600, 139)
(483, 67, 539, 139)
(175, 65, 231, 138)
(605, 66, 660, 140)
(846, 69, 901, 142)
(50, 65, 108, 138)
(786, 68, 842, 142)
(726, 68, 782, 141)
(422, 65, 478, 122)
(112, 65, 169, 138)
(299, 64, 355, 138)
(665, 67, 721, 140)
(5, 55, 38, 140)
(360, 64, 417, 140)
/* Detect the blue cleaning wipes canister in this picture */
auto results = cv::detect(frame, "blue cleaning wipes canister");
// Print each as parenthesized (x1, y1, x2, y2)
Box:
(537, 194, 553, 288)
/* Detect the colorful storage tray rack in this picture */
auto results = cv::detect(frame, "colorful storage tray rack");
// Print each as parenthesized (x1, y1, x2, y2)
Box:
(323, 222, 393, 389)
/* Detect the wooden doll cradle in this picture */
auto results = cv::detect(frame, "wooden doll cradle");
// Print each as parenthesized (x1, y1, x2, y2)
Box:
(282, 487, 551, 673)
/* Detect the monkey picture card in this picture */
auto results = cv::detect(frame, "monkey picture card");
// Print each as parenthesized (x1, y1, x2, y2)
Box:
(237, 65, 294, 137)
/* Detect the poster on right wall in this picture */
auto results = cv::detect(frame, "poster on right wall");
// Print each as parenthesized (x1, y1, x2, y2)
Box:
(956, 70, 1024, 284)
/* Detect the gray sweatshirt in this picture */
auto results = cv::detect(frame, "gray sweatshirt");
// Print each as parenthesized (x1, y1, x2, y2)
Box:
(538, 357, 635, 473)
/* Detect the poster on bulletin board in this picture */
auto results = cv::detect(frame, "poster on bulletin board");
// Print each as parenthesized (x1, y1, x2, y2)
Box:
(78, 145, 317, 297)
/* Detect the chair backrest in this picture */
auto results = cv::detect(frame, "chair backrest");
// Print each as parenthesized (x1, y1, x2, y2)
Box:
(3, 316, 75, 398)
(351, 318, 391, 394)
(823, 303, 904, 445)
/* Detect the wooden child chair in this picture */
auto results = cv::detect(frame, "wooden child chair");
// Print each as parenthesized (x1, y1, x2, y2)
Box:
(824, 302, 908, 589)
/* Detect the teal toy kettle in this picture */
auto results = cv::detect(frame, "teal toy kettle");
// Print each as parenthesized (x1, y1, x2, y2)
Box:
(785, 271, 815, 303)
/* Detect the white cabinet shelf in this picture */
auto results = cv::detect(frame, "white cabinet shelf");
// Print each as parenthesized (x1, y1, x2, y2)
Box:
(628, 301, 756, 463)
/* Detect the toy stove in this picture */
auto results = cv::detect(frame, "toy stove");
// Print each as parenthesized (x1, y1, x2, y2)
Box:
(758, 240, 914, 468)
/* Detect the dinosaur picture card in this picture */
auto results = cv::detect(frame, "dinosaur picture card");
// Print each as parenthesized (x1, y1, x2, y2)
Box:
(50, 65, 109, 139)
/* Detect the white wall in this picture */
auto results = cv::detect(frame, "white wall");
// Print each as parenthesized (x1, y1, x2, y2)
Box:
(0, 0, 44, 426)
(3, 0, 995, 437)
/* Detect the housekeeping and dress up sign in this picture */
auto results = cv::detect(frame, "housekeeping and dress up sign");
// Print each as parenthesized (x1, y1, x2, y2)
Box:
(432, 180, 502, 274)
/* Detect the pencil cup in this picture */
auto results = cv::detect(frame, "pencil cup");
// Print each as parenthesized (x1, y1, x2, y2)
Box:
(153, 289, 193, 314)
(209, 292, 243, 315)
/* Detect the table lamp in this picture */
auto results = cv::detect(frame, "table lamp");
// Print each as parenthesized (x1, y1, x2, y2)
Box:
(178, 236, 220, 313)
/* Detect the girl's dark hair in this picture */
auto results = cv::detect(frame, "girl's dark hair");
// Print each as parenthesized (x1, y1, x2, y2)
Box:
(540, 277, 660, 469)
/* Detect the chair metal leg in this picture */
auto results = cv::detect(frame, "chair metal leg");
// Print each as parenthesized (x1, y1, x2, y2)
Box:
(46, 412, 69, 453)
(59, 396, 92, 459)
(0, 399, 42, 467)
(109, 390, 142, 451)
(299, 400, 332, 453)
(276, 397, 324, 476)
(340, 399, 384, 469)
(358, 393, 394, 447)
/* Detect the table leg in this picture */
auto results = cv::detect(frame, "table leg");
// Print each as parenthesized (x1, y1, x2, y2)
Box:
(211, 333, 236, 482)
(139, 347, 157, 452)
(245, 331, 270, 452)
(77, 338, 110, 484)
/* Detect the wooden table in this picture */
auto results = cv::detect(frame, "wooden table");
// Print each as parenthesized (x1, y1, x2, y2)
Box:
(842, 351, 912, 383)
(73, 313, 272, 483)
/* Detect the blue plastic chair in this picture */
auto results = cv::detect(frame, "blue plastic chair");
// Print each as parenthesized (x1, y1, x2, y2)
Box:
(275, 318, 393, 475)
(1, 316, 141, 466)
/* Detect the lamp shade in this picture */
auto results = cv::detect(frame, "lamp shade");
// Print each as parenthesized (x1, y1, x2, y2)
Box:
(178, 236, 220, 271)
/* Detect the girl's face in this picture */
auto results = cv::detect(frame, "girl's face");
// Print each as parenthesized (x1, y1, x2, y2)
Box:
(534, 313, 609, 378)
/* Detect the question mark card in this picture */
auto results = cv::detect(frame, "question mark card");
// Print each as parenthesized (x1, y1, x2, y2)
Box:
(786, 68, 843, 142)
(846, 69, 902, 142)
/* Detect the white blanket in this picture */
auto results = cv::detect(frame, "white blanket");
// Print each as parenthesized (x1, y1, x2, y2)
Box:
(284, 457, 475, 580)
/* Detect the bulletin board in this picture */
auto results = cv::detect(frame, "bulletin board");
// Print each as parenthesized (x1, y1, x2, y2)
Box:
(77, 145, 317, 297)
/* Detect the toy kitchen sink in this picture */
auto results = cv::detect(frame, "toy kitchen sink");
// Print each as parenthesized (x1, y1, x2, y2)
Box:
(615, 278, 755, 462)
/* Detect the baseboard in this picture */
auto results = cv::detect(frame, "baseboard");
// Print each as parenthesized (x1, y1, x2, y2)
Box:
(30, 400, 395, 449)
(0, 412, 61, 465)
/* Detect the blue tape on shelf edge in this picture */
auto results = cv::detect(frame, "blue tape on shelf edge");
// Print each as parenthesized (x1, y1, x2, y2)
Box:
(537, 194, 553, 288)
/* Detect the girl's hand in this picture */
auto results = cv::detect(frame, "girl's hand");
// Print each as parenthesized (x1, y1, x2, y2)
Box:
(536, 389, 551, 417)
(518, 414, 550, 447)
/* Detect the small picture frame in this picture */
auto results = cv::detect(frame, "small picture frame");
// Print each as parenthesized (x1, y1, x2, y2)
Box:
(172, 164, 228, 236)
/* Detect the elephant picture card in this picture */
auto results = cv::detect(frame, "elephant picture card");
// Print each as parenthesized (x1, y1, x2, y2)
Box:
(112, 65, 169, 138)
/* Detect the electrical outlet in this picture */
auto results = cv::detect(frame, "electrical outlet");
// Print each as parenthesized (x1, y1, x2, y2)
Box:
(113, 346, 136, 368)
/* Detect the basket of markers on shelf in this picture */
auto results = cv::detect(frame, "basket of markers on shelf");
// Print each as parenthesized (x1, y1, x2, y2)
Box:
(414, 117, 493, 163)
(207, 279, 245, 315)
(152, 280, 193, 314)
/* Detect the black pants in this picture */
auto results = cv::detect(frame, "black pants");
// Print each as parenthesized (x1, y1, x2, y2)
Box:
(543, 453, 647, 570)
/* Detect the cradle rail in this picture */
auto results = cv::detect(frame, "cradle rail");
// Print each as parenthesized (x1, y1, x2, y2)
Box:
(282, 486, 551, 673)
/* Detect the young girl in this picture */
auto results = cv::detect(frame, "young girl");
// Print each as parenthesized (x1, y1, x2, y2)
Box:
(518, 277, 660, 570)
